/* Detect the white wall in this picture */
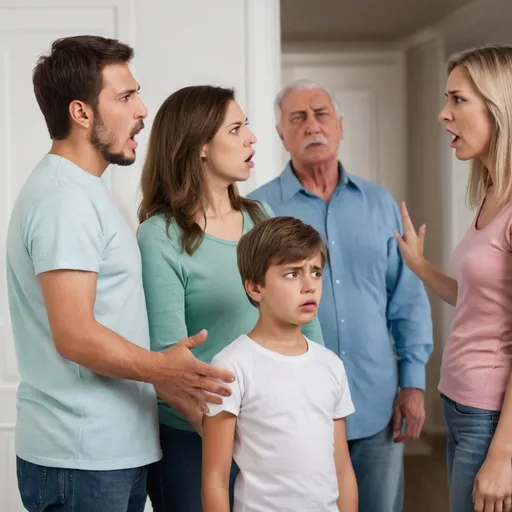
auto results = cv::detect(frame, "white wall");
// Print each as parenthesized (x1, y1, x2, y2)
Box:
(114, 0, 282, 225)
(0, 1, 281, 510)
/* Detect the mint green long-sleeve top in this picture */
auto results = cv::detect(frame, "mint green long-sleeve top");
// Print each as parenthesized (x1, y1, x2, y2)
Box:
(137, 203, 324, 431)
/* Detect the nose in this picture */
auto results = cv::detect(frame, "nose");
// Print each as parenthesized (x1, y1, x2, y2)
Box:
(245, 128, 257, 146)
(438, 101, 452, 123)
(304, 116, 321, 135)
(136, 96, 149, 120)
(301, 275, 316, 294)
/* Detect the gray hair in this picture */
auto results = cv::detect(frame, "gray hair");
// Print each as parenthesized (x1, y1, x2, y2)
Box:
(274, 79, 340, 126)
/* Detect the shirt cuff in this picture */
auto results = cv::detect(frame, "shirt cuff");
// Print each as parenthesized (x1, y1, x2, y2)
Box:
(399, 362, 426, 390)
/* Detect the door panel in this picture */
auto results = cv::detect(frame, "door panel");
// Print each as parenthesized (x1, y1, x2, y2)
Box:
(0, 2, 135, 510)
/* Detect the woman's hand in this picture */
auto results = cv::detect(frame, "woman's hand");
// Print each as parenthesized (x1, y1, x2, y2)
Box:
(473, 451, 512, 512)
(393, 201, 426, 274)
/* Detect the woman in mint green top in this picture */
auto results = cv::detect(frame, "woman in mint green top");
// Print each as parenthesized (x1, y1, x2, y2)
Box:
(136, 85, 323, 512)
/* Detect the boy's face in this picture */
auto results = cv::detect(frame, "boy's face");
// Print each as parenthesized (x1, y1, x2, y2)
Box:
(249, 252, 323, 327)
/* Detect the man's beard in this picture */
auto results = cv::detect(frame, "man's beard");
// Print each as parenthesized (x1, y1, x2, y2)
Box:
(90, 114, 136, 167)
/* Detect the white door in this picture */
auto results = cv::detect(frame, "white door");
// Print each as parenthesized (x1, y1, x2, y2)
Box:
(0, 2, 142, 510)
(0, 0, 281, 508)
(281, 50, 407, 202)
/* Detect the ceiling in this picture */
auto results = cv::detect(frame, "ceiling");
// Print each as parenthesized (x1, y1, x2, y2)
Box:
(281, 0, 476, 42)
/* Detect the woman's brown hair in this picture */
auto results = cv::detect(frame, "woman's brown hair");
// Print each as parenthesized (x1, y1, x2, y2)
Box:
(138, 85, 267, 254)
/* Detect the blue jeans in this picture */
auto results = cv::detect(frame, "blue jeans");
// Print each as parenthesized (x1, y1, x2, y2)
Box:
(16, 456, 148, 512)
(348, 422, 404, 512)
(442, 394, 500, 512)
(147, 424, 238, 512)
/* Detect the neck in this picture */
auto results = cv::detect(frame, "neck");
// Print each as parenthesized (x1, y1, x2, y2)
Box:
(479, 153, 496, 187)
(249, 311, 305, 351)
(49, 139, 108, 178)
(291, 157, 339, 201)
(204, 177, 235, 218)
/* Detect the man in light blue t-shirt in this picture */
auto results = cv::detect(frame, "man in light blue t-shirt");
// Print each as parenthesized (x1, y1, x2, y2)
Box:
(6, 35, 234, 512)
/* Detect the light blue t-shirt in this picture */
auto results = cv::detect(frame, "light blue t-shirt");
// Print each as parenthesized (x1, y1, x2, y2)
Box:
(6, 154, 161, 470)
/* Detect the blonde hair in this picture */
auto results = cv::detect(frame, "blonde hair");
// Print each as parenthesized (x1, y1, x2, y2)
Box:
(447, 45, 512, 209)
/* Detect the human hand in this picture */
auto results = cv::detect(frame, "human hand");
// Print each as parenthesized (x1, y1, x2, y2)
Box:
(392, 388, 425, 442)
(393, 201, 426, 274)
(155, 329, 235, 413)
(473, 451, 512, 512)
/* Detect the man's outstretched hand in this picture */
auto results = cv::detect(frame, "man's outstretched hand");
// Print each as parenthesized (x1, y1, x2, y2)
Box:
(154, 329, 235, 413)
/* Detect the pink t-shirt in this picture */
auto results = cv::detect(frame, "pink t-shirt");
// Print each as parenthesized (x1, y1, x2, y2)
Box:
(439, 202, 512, 411)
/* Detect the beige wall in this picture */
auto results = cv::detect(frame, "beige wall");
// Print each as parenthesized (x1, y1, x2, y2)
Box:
(281, 0, 512, 434)
(406, 39, 453, 432)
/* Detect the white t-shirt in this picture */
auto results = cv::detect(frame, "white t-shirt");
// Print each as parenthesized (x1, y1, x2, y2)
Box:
(206, 335, 355, 512)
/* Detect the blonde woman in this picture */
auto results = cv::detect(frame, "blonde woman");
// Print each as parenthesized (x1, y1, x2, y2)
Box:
(396, 45, 512, 512)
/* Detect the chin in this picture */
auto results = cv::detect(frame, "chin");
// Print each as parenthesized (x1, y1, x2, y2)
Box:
(454, 149, 476, 161)
(235, 170, 251, 182)
(105, 150, 136, 167)
(302, 151, 335, 165)
(296, 312, 316, 324)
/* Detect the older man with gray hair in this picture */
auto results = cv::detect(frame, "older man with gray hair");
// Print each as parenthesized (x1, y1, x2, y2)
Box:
(249, 79, 433, 512)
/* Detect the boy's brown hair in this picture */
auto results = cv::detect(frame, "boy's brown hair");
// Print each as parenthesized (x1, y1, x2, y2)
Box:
(237, 216, 327, 307)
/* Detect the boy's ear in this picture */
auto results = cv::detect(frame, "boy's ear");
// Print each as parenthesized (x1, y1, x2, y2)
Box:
(244, 279, 263, 304)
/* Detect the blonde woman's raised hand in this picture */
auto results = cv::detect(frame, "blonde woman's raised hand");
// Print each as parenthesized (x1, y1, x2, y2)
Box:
(393, 201, 426, 274)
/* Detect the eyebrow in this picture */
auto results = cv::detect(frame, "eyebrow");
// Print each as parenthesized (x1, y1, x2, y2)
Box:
(117, 85, 140, 98)
(289, 107, 329, 116)
(227, 118, 248, 127)
(283, 264, 322, 272)
(445, 89, 462, 96)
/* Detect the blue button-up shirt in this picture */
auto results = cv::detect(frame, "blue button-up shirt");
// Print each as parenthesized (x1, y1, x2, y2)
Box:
(249, 162, 433, 440)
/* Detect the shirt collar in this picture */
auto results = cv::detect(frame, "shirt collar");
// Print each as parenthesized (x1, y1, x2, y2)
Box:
(279, 160, 358, 202)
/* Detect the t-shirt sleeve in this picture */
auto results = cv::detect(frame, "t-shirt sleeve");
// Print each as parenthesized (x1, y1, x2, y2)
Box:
(205, 355, 244, 418)
(23, 186, 103, 276)
(137, 219, 188, 352)
(334, 358, 355, 419)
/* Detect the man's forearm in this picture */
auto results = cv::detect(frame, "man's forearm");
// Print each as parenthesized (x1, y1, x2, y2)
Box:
(55, 320, 167, 383)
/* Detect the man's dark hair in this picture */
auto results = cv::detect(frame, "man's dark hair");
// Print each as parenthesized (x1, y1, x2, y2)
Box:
(32, 35, 134, 140)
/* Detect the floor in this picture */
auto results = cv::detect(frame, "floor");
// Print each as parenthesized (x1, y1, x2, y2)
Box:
(403, 435, 449, 512)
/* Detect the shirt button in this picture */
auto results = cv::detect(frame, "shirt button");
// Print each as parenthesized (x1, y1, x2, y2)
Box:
(341, 351, 346, 355)
(331, 241, 336, 245)
(336, 280, 340, 284)
(341, 319, 345, 323)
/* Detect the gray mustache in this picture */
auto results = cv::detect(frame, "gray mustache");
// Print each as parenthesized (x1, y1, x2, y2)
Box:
(301, 136, 328, 151)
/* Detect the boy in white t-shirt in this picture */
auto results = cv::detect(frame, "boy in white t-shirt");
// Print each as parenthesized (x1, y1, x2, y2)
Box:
(201, 216, 358, 512)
